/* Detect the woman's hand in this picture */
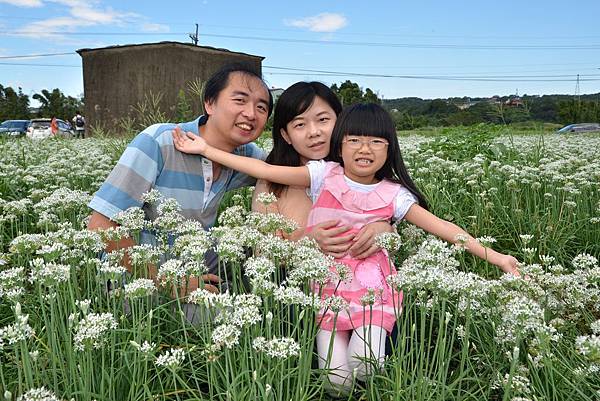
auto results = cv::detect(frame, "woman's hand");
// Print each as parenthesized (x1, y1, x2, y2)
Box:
(495, 254, 521, 277)
(348, 221, 393, 259)
(309, 220, 354, 258)
(172, 126, 207, 155)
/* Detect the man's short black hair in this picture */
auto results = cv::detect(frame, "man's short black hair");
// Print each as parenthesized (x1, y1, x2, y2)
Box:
(203, 63, 273, 117)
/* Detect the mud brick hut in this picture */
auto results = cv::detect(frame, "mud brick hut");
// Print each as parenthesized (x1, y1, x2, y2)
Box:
(77, 42, 264, 133)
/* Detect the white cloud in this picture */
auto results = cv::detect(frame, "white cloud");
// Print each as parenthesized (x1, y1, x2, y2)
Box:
(141, 23, 170, 33)
(13, 1, 139, 41)
(0, 0, 43, 7)
(8, 0, 165, 43)
(285, 13, 347, 33)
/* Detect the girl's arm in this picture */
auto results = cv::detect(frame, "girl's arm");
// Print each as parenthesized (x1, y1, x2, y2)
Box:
(403, 204, 520, 276)
(173, 128, 310, 187)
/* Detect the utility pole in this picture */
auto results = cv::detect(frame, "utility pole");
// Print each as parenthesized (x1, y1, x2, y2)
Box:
(189, 23, 199, 45)
(575, 74, 581, 121)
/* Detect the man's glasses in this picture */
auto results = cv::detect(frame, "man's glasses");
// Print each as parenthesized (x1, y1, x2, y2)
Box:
(343, 137, 389, 150)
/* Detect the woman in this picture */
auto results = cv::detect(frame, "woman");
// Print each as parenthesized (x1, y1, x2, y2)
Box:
(251, 81, 392, 258)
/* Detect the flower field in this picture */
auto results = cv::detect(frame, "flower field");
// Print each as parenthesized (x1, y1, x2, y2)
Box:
(0, 127, 599, 401)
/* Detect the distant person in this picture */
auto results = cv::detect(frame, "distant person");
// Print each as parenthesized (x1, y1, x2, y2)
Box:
(72, 111, 85, 138)
(50, 117, 58, 136)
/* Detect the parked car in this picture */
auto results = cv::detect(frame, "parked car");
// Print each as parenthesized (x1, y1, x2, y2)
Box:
(0, 120, 30, 137)
(26, 118, 75, 139)
(556, 123, 600, 134)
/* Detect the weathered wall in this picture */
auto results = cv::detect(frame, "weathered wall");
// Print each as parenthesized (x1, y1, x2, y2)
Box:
(79, 42, 263, 133)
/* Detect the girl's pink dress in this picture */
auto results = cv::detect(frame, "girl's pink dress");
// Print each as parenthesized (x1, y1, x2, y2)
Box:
(306, 163, 403, 333)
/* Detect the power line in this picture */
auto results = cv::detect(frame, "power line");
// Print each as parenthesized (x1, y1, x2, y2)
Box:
(263, 72, 600, 82)
(0, 51, 598, 72)
(3, 30, 600, 50)
(0, 52, 75, 59)
(1, 60, 598, 82)
(0, 62, 80, 67)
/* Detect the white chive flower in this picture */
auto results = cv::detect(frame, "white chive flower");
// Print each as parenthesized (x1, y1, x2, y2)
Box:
(16, 387, 63, 401)
(322, 295, 349, 313)
(155, 348, 186, 369)
(28, 259, 70, 287)
(0, 313, 35, 349)
(124, 279, 156, 298)
(0, 267, 25, 300)
(375, 232, 403, 254)
(212, 324, 241, 349)
(252, 336, 300, 359)
(256, 192, 278, 206)
(73, 312, 118, 351)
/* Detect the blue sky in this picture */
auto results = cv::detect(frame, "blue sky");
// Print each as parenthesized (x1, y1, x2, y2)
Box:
(1, 0, 599, 103)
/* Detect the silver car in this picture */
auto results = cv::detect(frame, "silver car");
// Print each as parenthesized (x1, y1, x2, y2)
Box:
(26, 118, 75, 139)
(556, 123, 600, 134)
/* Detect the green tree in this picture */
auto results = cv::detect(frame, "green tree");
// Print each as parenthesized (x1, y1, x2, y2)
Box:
(363, 88, 380, 104)
(32, 88, 83, 120)
(330, 80, 380, 105)
(0, 85, 30, 120)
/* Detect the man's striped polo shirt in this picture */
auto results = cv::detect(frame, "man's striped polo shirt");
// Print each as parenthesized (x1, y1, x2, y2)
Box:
(89, 115, 265, 229)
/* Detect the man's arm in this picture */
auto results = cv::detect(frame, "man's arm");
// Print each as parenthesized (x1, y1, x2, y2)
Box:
(87, 211, 136, 269)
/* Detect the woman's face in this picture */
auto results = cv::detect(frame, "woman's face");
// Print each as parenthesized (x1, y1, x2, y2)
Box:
(281, 96, 337, 164)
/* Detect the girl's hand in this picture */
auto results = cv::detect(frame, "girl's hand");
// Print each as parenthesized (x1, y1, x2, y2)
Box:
(172, 126, 207, 155)
(349, 221, 393, 259)
(308, 220, 354, 258)
(495, 254, 521, 277)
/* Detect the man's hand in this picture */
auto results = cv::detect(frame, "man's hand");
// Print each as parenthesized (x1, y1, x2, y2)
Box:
(174, 274, 222, 298)
(172, 126, 207, 155)
(349, 221, 393, 259)
(309, 220, 354, 259)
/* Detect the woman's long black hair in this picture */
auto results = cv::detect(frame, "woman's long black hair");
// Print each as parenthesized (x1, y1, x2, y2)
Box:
(265, 82, 342, 197)
(328, 103, 429, 210)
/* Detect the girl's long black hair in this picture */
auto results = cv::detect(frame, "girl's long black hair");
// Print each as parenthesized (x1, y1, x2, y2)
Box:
(328, 103, 429, 210)
(265, 81, 342, 197)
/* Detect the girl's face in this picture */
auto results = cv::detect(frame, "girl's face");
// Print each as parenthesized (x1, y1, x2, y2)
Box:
(340, 135, 388, 184)
(281, 96, 337, 164)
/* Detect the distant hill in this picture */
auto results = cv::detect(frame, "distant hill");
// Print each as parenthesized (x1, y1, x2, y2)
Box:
(382, 93, 600, 128)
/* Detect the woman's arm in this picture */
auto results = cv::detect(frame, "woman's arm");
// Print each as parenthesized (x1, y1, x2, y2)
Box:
(173, 128, 311, 187)
(404, 204, 520, 276)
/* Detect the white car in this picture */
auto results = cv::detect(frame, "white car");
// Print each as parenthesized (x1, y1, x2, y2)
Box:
(26, 118, 75, 139)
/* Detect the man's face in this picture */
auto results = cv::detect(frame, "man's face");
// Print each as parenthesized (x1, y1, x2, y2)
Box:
(204, 72, 270, 147)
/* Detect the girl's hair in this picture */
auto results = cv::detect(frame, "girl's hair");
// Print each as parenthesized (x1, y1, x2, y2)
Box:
(266, 81, 343, 196)
(329, 103, 429, 210)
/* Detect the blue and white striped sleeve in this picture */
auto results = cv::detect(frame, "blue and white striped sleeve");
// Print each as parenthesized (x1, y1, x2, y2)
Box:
(88, 131, 163, 220)
(227, 143, 267, 191)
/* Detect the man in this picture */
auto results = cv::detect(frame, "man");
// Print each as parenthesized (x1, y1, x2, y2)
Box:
(72, 111, 85, 138)
(87, 63, 273, 297)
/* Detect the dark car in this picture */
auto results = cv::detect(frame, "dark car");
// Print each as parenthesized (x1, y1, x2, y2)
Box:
(0, 120, 30, 137)
(556, 123, 600, 134)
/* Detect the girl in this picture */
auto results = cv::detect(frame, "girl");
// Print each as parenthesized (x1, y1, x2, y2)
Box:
(173, 103, 519, 391)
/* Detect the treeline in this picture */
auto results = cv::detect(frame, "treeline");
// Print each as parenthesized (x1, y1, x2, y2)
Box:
(383, 93, 600, 129)
(0, 85, 83, 121)
(3, 80, 599, 131)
